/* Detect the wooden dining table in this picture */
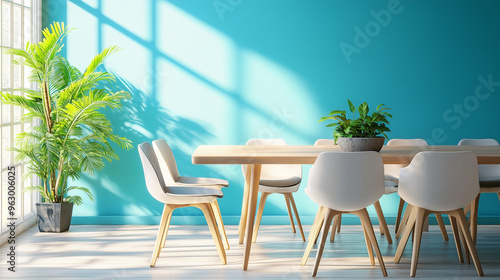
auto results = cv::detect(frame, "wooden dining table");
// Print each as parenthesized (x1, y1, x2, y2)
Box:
(191, 145, 500, 271)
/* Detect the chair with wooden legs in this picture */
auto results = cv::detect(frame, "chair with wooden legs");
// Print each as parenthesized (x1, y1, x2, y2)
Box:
(153, 139, 230, 250)
(387, 139, 448, 242)
(459, 138, 500, 244)
(138, 142, 228, 267)
(242, 139, 305, 243)
(394, 151, 483, 277)
(312, 139, 393, 245)
(305, 151, 387, 277)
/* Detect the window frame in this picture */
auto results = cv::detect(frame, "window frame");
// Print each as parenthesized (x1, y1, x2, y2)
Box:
(0, 0, 41, 245)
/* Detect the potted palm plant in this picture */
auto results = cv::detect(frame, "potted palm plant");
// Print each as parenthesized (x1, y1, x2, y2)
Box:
(0, 22, 132, 232)
(319, 100, 392, 152)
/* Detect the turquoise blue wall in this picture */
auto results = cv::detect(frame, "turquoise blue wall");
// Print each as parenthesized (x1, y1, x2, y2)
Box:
(44, 0, 500, 225)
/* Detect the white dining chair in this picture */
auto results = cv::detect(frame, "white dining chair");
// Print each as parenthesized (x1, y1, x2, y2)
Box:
(458, 138, 500, 243)
(387, 139, 449, 242)
(394, 151, 483, 277)
(139, 142, 228, 267)
(305, 151, 387, 277)
(312, 139, 392, 245)
(242, 139, 305, 243)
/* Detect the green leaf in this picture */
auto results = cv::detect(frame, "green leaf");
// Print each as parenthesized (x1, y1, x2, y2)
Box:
(328, 110, 346, 116)
(347, 100, 355, 113)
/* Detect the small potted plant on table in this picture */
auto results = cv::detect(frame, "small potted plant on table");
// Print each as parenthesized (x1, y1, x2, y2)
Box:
(319, 100, 392, 152)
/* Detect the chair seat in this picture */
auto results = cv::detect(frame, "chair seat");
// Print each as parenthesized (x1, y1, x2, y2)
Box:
(479, 177, 500, 188)
(384, 175, 398, 184)
(260, 176, 301, 187)
(177, 176, 229, 187)
(157, 186, 223, 204)
(385, 186, 398, 195)
(259, 183, 300, 193)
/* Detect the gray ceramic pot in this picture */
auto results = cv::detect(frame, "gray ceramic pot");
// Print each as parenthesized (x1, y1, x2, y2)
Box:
(36, 202, 73, 232)
(337, 137, 385, 152)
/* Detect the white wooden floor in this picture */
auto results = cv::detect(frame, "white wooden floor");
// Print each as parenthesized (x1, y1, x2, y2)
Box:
(1, 223, 500, 279)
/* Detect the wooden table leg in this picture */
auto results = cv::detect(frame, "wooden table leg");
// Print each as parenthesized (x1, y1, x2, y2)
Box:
(470, 194, 480, 244)
(243, 164, 262, 271)
(238, 166, 252, 244)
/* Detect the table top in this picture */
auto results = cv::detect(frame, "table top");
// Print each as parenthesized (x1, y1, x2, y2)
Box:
(192, 145, 500, 165)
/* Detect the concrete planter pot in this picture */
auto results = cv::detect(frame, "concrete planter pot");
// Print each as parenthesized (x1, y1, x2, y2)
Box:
(35, 202, 73, 233)
(337, 137, 385, 152)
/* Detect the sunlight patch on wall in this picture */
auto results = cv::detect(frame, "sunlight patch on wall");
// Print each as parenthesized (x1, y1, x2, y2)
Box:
(157, 1, 236, 93)
(67, 1, 99, 70)
(101, 0, 152, 42)
(79, 0, 98, 9)
(240, 49, 318, 144)
(155, 57, 234, 147)
(100, 23, 153, 93)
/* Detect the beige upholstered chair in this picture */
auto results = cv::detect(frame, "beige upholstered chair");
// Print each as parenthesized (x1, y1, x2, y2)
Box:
(394, 151, 483, 277)
(243, 139, 305, 243)
(459, 138, 500, 243)
(139, 141, 229, 267)
(306, 151, 387, 277)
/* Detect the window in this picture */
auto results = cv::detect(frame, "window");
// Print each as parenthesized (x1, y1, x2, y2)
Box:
(0, 0, 41, 243)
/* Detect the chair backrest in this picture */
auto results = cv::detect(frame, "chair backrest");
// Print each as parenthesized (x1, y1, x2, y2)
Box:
(458, 139, 500, 180)
(138, 142, 168, 201)
(398, 151, 479, 211)
(306, 151, 384, 211)
(314, 139, 336, 145)
(387, 139, 428, 146)
(242, 139, 302, 181)
(385, 139, 428, 180)
(152, 139, 180, 185)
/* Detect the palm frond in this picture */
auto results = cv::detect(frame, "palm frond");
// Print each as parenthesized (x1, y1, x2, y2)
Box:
(84, 45, 120, 76)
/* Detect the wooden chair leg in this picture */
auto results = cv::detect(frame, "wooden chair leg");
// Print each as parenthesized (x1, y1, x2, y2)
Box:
(374, 200, 393, 244)
(286, 193, 306, 242)
(198, 203, 227, 265)
(308, 206, 326, 242)
(330, 214, 341, 242)
(355, 208, 387, 277)
(302, 207, 327, 265)
(284, 194, 296, 233)
(435, 214, 449, 241)
(151, 204, 174, 267)
(362, 218, 375, 266)
(449, 215, 464, 263)
(410, 207, 429, 277)
(238, 167, 252, 244)
(454, 209, 484, 276)
(397, 204, 413, 239)
(395, 198, 405, 233)
(464, 203, 471, 217)
(252, 192, 270, 243)
(336, 215, 342, 233)
(394, 205, 417, 263)
(470, 194, 480, 244)
(311, 208, 336, 277)
(211, 200, 230, 250)
(160, 211, 173, 248)
(460, 226, 471, 264)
